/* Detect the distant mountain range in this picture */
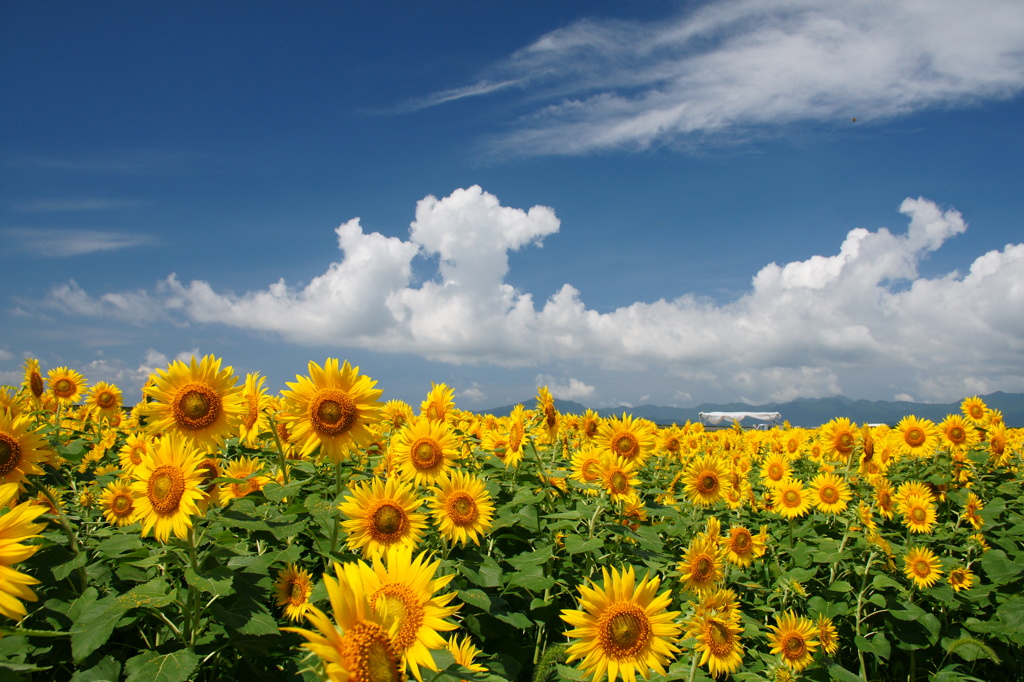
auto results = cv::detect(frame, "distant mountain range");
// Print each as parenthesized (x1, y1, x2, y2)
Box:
(480, 391, 1024, 428)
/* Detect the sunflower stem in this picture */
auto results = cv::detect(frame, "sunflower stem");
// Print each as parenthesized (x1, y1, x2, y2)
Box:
(28, 478, 87, 593)
(268, 414, 289, 485)
(854, 550, 877, 681)
(686, 646, 699, 682)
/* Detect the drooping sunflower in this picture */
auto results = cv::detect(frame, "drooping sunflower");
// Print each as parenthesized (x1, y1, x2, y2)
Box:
(142, 354, 245, 452)
(282, 561, 406, 682)
(99, 479, 137, 528)
(899, 493, 937, 534)
(818, 417, 858, 462)
(560, 565, 682, 682)
(129, 432, 206, 543)
(419, 383, 455, 423)
(721, 525, 767, 568)
(682, 455, 730, 507)
(766, 610, 819, 672)
(47, 366, 87, 406)
(21, 358, 45, 403)
(873, 479, 896, 520)
(274, 563, 314, 622)
(281, 358, 383, 463)
(808, 472, 852, 515)
(964, 492, 985, 530)
(359, 547, 461, 681)
(903, 545, 943, 590)
(597, 414, 657, 466)
(678, 534, 724, 594)
(772, 479, 811, 519)
(690, 614, 743, 679)
(759, 453, 791, 490)
(816, 614, 839, 655)
(220, 456, 271, 500)
(894, 415, 939, 458)
(428, 471, 494, 547)
(339, 477, 427, 559)
(961, 395, 987, 424)
(948, 566, 974, 593)
(85, 381, 123, 421)
(392, 417, 459, 486)
(536, 386, 559, 444)
(0, 482, 47, 621)
(238, 372, 271, 448)
(0, 409, 51, 487)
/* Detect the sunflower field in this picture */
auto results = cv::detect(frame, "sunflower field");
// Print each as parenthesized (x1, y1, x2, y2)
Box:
(1, 355, 1022, 682)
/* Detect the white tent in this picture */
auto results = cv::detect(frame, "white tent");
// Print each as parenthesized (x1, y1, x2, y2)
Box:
(699, 411, 782, 427)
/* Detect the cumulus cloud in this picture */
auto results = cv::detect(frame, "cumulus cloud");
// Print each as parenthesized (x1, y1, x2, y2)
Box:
(37, 187, 1024, 404)
(418, 0, 1024, 155)
(3, 228, 155, 257)
(536, 375, 597, 402)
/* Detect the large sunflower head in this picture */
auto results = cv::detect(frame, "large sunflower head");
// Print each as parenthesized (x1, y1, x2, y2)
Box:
(128, 432, 206, 543)
(960, 395, 987, 424)
(392, 417, 460, 486)
(690, 613, 744, 679)
(899, 493, 937, 534)
(118, 431, 154, 475)
(99, 479, 137, 528)
(893, 415, 939, 458)
(597, 413, 657, 466)
(938, 413, 980, 452)
(275, 563, 315, 622)
(142, 354, 244, 452)
(220, 456, 270, 500)
(339, 477, 428, 559)
(721, 525, 767, 567)
(767, 610, 819, 672)
(282, 561, 406, 682)
(809, 472, 851, 514)
(85, 381, 123, 420)
(682, 455, 729, 507)
(428, 470, 494, 547)
(678, 535, 724, 594)
(281, 358, 383, 463)
(600, 456, 640, 501)
(0, 410, 52, 487)
(47, 366, 87, 406)
(0, 482, 48, 621)
(903, 545, 943, 590)
(560, 565, 682, 682)
(818, 417, 858, 461)
(760, 453, 791, 489)
(772, 479, 811, 519)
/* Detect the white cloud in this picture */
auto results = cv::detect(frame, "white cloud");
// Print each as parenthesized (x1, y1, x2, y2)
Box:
(3, 229, 155, 257)
(460, 383, 487, 403)
(36, 188, 1024, 404)
(421, 0, 1024, 155)
(0, 350, 13, 363)
(536, 375, 597, 402)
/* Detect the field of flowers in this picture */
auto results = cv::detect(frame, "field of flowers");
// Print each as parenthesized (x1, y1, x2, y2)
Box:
(0, 355, 1022, 682)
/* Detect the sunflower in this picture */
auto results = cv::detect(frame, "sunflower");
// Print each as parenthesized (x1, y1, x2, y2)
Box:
(760, 453, 791, 489)
(819, 417, 858, 461)
(0, 409, 51, 487)
(536, 386, 559, 444)
(948, 566, 974, 593)
(359, 547, 461, 681)
(85, 381, 123, 421)
(767, 610, 819, 672)
(682, 455, 730, 507)
(690, 614, 743, 679)
(392, 417, 459, 486)
(721, 525, 767, 567)
(47, 366, 87, 406)
(275, 563, 314, 622)
(816, 614, 839, 655)
(480, 427, 520, 468)
(99, 479, 136, 528)
(238, 372, 271, 448)
(581, 409, 601, 440)
(221, 456, 271, 500)
(961, 395, 987, 424)
(597, 414, 657, 466)
(987, 422, 1007, 463)
(560, 565, 682, 682)
(569, 445, 605, 494)
(196, 456, 224, 512)
(0, 482, 47, 621)
(380, 400, 413, 434)
(129, 432, 206, 543)
(809, 472, 851, 515)
(599, 456, 640, 501)
(22, 358, 45, 403)
(873, 479, 896, 520)
(419, 383, 455, 423)
(142, 354, 244, 452)
(899, 493, 937, 534)
(903, 546, 943, 590)
(894, 415, 939, 458)
(118, 431, 153, 475)
(772, 479, 811, 519)
(339, 477, 427, 559)
(938, 413, 979, 453)
(282, 561, 406, 682)
(678, 535, 723, 594)
(447, 635, 488, 680)
(428, 471, 494, 547)
(964, 492, 984, 530)
(281, 358, 383, 463)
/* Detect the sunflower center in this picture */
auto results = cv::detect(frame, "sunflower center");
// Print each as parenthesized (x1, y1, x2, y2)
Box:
(446, 492, 479, 526)
(289, 579, 308, 606)
(53, 378, 75, 398)
(491, 439, 508, 459)
(969, 405, 984, 419)
(581, 460, 601, 482)
(411, 438, 443, 470)
(913, 559, 931, 577)
(509, 424, 524, 451)
(371, 503, 406, 539)
(665, 437, 680, 451)
(910, 506, 927, 523)
(341, 622, 402, 682)
(243, 394, 259, 430)
(787, 439, 799, 454)
(768, 463, 784, 480)
(732, 529, 752, 553)
(110, 492, 134, 517)
(905, 427, 926, 447)
(820, 486, 839, 504)
(0, 434, 21, 475)
(600, 604, 651, 657)
(783, 490, 800, 507)
(608, 471, 629, 495)
(707, 619, 733, 654)
(614, 433, 639, 459)
(171, 382, 222, 431)
(698, 473, 719, 495)
(311, 389, 358, 437)
(948, 426, 965, 443)
(147, 465, 186, 514)
(694, 555, 714, 580)
(373, 584, 423, 653)
(783, 634, 806, 658)
(837, 433, 854, 454)
(96, 391, 117, 408)
(29, 371, 44, 398)
(543, 404, 557, 429)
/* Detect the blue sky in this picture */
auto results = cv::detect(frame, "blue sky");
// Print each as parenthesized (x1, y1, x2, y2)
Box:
(2, 0, 1023, 410)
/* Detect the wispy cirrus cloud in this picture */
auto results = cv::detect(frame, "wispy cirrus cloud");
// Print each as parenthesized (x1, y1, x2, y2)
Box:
(3, 228, 156, 257)
(419, 0, 1024, 155)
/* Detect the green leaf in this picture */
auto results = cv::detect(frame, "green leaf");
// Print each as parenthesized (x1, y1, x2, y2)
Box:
(494, 611, 533, 630)
(826, 580, 853, 593)
(506, 572, 555, 592)
(828, 663, 864, 682)
(95, 534, 144, 559)
(979, 549, 1024, 583)
(185, 565, 235, 597)
(564, 535, 603, 555)
(945, 636, 1001, 664)
(71, 594, 126, 663)
(124, 649, 200, 682)
(458, 589, 492, 612)
(52, 551, 88, 581)
(70, 655, 121, 682)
